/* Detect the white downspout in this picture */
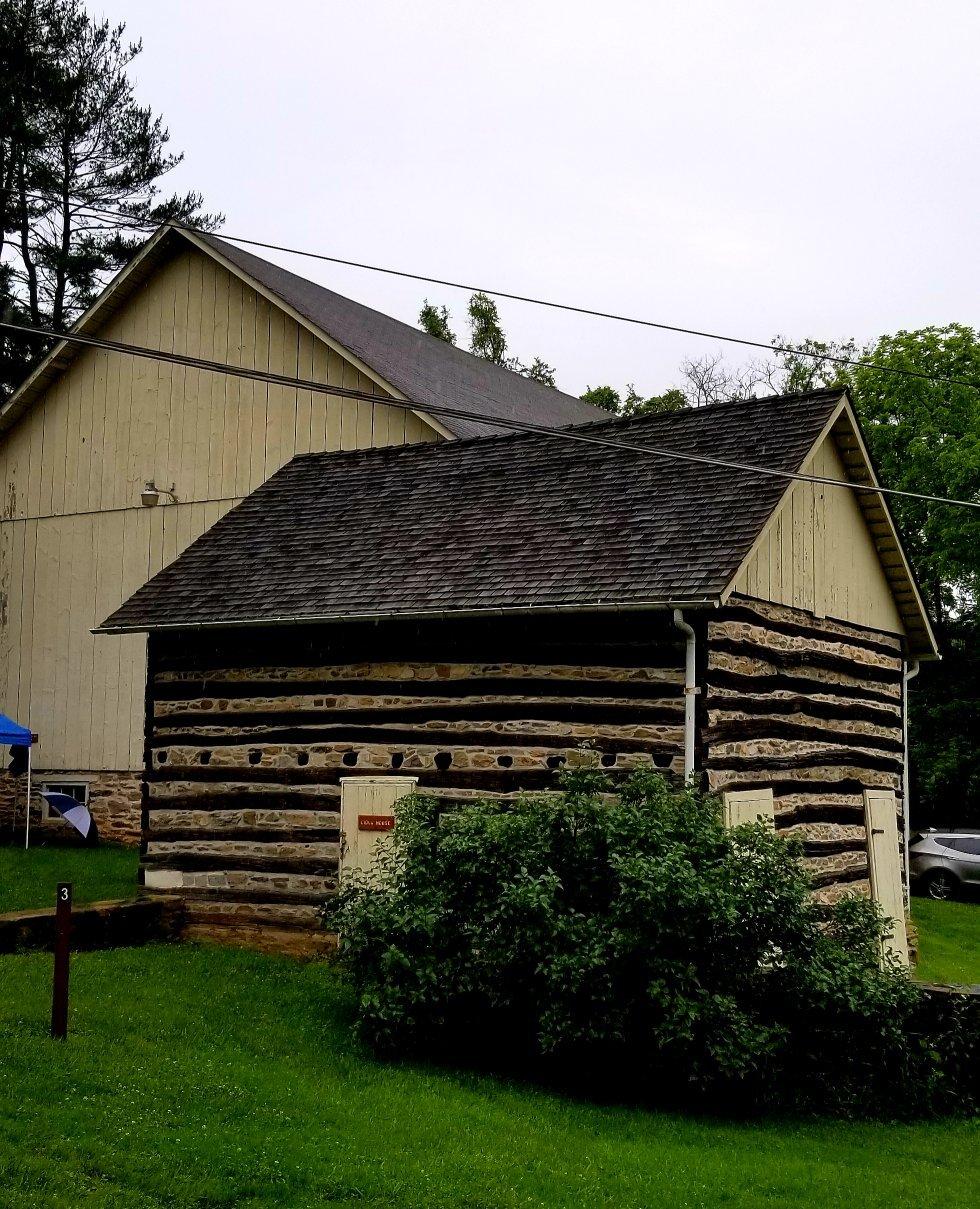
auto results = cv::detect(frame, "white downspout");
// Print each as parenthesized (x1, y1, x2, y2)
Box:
(673, 609, 697, 782)
(902, 658, 920, 898)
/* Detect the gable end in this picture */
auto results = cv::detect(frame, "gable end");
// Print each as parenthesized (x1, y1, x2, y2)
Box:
(723, 401, 937, 657)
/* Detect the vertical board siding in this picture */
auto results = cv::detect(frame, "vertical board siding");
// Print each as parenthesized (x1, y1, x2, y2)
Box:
(705, 596, 905, 902)
(339, 777, 419, 876)
(731, 435, 904, 635)
(143, 616, 688, 934)
(863, 788, 909, 965)
(0, 245, 440, 771)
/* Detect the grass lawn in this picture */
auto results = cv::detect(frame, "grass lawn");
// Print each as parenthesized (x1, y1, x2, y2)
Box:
(0, 944, 977, 1209)
(0, 843, 139, 915)
(912, 897, 980, 986)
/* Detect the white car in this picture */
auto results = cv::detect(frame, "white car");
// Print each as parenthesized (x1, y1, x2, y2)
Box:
(908, 830, 980, 900)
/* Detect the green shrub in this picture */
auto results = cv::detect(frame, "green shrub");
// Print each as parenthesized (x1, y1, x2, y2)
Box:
(333, 769, 967, 1116)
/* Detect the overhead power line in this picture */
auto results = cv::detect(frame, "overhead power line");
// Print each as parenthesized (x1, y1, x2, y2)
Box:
(17, 191, 980, 395)
(2, 317, 977, 512)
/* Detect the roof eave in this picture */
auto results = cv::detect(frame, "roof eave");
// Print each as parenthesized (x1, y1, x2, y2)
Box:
(93, 596, 722, 636)
(0, 224, 180, 436)
(829, 398, 940, 659)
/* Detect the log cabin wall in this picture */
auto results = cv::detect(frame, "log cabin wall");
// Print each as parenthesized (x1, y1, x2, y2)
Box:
(704, 595, 905, 903)
(143, 614, 688, 946)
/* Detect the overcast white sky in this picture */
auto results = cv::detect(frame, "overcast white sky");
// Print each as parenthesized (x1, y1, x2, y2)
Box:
(103, 0, 978, 398)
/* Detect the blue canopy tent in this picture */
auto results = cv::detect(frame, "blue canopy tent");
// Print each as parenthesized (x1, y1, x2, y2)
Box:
(0, 713, 34, 848)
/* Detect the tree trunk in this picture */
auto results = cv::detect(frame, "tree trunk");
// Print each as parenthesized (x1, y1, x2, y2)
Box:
(16, 163, 40, 325)
(51, 142, 72, 331)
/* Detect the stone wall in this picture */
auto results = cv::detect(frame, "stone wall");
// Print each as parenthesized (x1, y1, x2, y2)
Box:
(144, 614, 688, 942)
(140, 602, 911, 947)
(704, 595, 906, 903)
(0, 895, 183, 954)
(0, 769, 142, 846)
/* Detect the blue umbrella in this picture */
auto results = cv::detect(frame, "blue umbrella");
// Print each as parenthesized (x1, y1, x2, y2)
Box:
(0, 713, 33, 848)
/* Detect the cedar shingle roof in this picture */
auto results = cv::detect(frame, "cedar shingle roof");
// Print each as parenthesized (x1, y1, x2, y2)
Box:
(196, 232, 604, 439)
(100, 390, 846, 632)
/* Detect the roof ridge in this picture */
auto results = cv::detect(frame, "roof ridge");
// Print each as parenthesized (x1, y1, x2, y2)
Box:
(560, 386, 848, 432)
(286, 387, 847, 468)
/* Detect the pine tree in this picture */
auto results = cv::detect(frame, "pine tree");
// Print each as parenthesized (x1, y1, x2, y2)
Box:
(0, 0, 221, 400)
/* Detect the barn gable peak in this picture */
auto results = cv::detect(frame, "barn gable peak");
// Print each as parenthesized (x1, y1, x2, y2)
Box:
(0, 224, 604, 442)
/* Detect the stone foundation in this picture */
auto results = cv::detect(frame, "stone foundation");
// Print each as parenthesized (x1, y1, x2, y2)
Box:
(0, 896, 184, 954)
(0, 769, 142, 846)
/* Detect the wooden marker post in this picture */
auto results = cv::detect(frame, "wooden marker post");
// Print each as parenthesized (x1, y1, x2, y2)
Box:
(51, 882, 72, 1039)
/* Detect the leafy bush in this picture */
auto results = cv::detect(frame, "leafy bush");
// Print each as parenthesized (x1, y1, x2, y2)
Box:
(333, 769, 969, 1116)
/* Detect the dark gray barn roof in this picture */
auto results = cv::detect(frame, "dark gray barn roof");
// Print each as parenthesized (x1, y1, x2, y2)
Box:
(196, 232, 604, 439)
(100, 390, 847, 632)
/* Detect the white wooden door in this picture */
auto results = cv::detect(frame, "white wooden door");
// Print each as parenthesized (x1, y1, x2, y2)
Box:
(339, 777, 418, 878)
(863, 789, 909, 966)
(722, 787, 775, 829)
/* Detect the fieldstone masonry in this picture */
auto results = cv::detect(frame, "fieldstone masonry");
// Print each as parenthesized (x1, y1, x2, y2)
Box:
(0, 769, 141, 846)
(130, 601, 913, 948)
(706, 596, 907, 902)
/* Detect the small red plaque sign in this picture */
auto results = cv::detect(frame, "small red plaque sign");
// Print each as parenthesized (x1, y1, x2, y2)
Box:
(358, 814, 395, 832)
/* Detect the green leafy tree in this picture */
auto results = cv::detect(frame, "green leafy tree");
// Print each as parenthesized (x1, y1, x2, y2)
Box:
(770, 334, 860, 395)
(417, 290, 556, 384)
(848, 327, 980, 830)
(1, 0, 78, 393)
(580, 383, 689, 416)
(467, 291, 509, 365)
(621, 384, 689, 415)
(418, 299, 455, 344)
(0, 0, 221, 400)
(580, 384, 621, 412)
(522, 356, 556, 387)
(849, 326, 980, 625)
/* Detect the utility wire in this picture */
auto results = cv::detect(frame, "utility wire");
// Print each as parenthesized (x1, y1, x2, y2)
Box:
(2, 318, 977, 512)
(17, 191, 980, 395)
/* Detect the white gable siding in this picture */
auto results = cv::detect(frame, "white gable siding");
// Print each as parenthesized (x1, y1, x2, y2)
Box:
(730, 434, 904, 636)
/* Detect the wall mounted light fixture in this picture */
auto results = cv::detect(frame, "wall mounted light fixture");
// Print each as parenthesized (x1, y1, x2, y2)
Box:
(140, 481, 179, 507)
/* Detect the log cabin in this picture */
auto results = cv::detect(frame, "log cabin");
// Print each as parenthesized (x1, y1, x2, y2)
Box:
(0, 225, 602, 841)
(97, 388, 938, 957)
